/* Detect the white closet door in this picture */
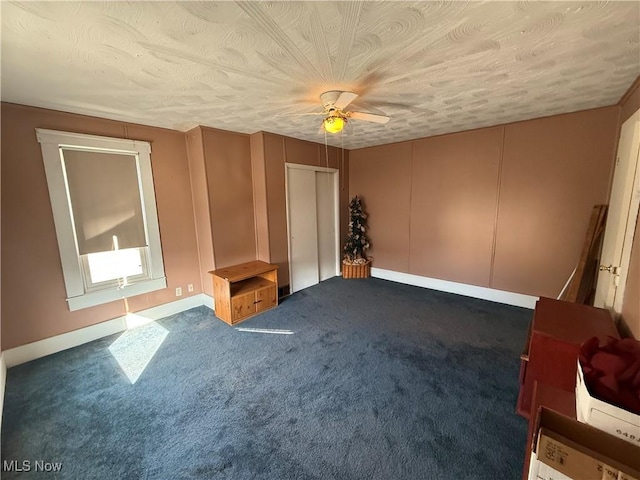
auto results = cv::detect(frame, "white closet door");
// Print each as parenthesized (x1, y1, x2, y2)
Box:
(594, 109, 640, 311)
(316, 172, 337, 281)
(288, 168, 319, 292)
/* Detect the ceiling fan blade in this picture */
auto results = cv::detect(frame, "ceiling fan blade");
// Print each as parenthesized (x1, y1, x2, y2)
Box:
(334, 91, 358, 109)
(349, 111, 390, 124)
(358, 99, 437, 116)
(277, 112, 326, 117)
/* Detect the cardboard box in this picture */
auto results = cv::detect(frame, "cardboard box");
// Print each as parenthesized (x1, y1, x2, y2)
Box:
(528, 408, 640, 480)
(576, 360, 640, 446)
(528, 450, 571, 480)
(536, 430, 638, 480)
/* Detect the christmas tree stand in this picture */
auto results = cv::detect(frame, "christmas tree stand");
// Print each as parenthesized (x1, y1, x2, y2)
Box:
(342, 259, 371, 279)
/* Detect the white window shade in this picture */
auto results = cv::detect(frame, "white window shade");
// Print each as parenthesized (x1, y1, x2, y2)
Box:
(63, 149, 147, 255)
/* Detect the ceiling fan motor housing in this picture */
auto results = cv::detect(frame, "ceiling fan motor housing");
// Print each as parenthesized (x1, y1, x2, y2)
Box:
(320, 90, 343, 109)
(318, 90, 389, 132)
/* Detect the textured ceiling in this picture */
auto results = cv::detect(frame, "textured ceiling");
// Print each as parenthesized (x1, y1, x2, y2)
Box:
(2, 1, 639, 150)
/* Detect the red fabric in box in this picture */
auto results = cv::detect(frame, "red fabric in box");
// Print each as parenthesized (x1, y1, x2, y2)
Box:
(580, 336, 640, 415)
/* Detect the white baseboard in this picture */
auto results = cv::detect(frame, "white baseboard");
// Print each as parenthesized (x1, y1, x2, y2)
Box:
(3, 294, 210, 368)
(202, 293, 214, 310)
(371, 267, 538, 309)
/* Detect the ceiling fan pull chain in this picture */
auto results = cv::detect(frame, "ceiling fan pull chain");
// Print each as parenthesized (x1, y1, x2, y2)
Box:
(325, 132, 329, 170)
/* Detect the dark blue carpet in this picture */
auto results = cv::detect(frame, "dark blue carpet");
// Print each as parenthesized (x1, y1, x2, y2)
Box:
(2, 277, 531, 479)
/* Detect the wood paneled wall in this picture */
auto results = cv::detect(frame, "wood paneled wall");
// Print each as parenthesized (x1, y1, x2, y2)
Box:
(350, 106, 620, 298)
(201, 127, 256, 269)
(186, 127, 215, 296)
(493, 109, 619, 296)
(346, 143, 412, 273)
(187, 126, 257, 296)
(411, 128, 503, 286)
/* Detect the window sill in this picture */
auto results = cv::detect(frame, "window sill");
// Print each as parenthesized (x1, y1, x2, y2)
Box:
(67, 277, 167, 311)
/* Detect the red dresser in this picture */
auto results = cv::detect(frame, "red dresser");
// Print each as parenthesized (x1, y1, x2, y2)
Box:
(516, 297, 619, 419)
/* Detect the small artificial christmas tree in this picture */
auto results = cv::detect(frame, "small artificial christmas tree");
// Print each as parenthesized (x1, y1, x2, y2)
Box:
(343, 195, 370, 264)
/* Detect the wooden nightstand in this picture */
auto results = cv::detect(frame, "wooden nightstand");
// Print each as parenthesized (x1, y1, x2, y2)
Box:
(209, 261, 278, 325)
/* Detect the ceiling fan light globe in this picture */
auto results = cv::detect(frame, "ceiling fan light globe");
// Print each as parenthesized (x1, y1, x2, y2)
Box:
(324, 116, 344, 133)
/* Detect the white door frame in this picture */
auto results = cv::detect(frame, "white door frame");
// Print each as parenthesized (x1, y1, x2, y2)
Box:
(285, 163, 340, 293)
(316, 170, 339, 282)
(594, 109, 640, 314)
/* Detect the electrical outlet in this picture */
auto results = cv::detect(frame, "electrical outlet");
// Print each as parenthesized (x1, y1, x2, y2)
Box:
(176, 287, 182, 297)
(187, 283, 194, 293)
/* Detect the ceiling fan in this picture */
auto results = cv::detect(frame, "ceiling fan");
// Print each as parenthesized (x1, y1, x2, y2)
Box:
(316, 91, 390, 134)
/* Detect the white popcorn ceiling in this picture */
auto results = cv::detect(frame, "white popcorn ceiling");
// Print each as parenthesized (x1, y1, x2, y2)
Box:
(1, 1, 639, 150)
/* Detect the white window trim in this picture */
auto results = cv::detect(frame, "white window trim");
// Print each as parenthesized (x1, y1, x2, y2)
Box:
(36, 128, 167, 311)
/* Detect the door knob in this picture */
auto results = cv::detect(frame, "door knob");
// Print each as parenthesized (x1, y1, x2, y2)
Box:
(599, 264, 619, 274)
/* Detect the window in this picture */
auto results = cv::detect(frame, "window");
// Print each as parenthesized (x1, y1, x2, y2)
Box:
(37, 129, 166, 311)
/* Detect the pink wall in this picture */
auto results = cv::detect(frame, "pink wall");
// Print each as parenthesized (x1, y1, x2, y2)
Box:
(350, 143, 412, 273)
(262, 134, 289, 285)
(493, 107, 619, 297)
(186, 127, 215, 296)
(350, 107, 619, 298)
(201, 127, 256, 270)
(620, 77, 640, 125)
(2, 77, 636, 350)
(186, 126, 257, 295)
(250, 132, 349, 288)
(1, 103, 201, 349)
(250, 133, 270, 264)
(411, 128, 503, 287)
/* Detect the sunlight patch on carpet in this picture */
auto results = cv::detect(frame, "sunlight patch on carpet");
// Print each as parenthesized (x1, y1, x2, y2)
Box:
(125, 312, 157, 330)
(109, 322, 168, 384)
(235, 328, 294, 335)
